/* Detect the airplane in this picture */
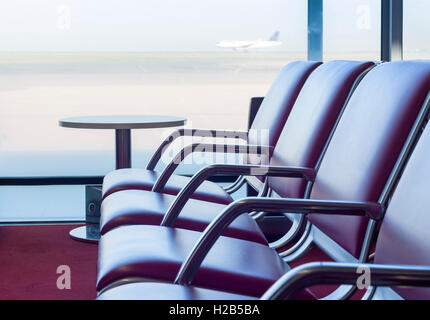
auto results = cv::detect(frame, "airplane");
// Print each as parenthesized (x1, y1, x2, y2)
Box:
(216, 31, 282, 51)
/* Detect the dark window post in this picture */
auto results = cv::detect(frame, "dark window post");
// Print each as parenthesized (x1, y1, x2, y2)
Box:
(308, 0, 323, 61)
(381, 0, 403, 61)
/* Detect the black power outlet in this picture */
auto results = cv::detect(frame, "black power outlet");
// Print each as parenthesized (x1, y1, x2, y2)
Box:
(85, 185, 102, 224)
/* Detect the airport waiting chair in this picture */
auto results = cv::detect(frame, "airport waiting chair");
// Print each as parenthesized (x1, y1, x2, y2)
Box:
(99, 61, 375, 244)
(96, 61, 430, 298)
(101, 61, 321, 205)
(98, 110, 430, 300)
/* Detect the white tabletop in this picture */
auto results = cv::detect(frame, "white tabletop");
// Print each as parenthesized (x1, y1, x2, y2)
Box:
(59, 115, 186, 129)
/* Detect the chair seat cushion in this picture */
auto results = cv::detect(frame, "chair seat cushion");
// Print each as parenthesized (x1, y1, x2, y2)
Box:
(97, 282, 257, 300)
(96, 282, 316, 300)
(102, 168, 234, 205)
(97, 225, 289, 296)
(100, 190, 268, 245)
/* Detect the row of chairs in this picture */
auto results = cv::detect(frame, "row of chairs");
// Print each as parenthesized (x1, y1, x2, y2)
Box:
(96, 60, 430, 300)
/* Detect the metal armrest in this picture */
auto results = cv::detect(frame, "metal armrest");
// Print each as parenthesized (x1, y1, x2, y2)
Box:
(261, 261, 430, 300)
(152, 144, 273, 192)
(161, 164, 316, 227)
(174, 197, 382, 285)
(147, 129, 248, 170)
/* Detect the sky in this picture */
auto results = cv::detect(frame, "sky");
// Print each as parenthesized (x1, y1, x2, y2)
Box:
(0, 0, 427, 52)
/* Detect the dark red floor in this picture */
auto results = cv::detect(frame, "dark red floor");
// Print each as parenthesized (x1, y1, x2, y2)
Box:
(0, 224, 98, 300)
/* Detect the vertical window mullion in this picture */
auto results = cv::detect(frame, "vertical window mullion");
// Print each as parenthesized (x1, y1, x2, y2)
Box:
(308, 0, 323, 61)
(381, 0, 403, 61)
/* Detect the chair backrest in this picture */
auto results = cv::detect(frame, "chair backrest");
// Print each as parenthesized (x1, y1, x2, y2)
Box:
(268, 60, 375, 198)
(308, 61, 430, 259)
(246, 61, 321, 166)
(373, 121, 430, 300)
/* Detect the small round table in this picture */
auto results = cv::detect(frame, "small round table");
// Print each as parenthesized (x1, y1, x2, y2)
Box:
(59, 115, 187, 243)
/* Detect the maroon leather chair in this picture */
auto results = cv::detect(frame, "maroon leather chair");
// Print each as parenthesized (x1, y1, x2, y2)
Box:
(99, 61, 375, 241)
(96, 61, 430, 298)
(101, 61, 321, 205)
(100, 111, 430, 300)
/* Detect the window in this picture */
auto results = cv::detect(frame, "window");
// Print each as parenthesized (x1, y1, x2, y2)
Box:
(403, 0, 430, 59)
(323, 0, 380, 61)
(0, 0, 307, 221)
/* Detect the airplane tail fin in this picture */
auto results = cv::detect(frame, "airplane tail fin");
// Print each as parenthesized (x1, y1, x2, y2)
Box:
(269, 31, 280, 41)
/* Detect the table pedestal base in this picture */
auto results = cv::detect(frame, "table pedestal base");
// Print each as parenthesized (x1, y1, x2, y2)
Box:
(115, 129, 131, 169)
(69, 224, 100, 243)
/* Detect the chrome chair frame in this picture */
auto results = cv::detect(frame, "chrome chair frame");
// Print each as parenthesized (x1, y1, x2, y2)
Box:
(159, 164, 316, 226)
(146, 128, 248, 170)
(166, 91, 430, 299)
(173, 197, 383, 286)
(152, 144, 273, 193)
(146, 128, 253, 195)
(261, 261, 430, 300)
